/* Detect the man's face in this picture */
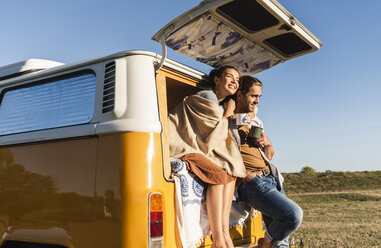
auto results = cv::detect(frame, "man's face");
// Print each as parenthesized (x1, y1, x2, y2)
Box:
(237, 85, 262, 112)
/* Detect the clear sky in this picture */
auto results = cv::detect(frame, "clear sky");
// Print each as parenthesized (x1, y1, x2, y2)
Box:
(1, 1, 380, 172)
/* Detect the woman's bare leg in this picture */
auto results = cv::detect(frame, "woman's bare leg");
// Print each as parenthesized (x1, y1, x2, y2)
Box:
(206, 184, 227, 248)
(222, 180, 236, 248)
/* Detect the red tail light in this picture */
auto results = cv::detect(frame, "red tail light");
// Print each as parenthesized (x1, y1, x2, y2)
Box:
(150, 212, 163, 237)
(149, 192, 163, 247)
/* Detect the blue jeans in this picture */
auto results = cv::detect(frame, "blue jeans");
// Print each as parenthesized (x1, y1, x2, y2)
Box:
(238, 175, 303, 248)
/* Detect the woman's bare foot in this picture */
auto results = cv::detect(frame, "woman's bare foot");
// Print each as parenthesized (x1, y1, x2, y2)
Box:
(258, 237, 274, 248)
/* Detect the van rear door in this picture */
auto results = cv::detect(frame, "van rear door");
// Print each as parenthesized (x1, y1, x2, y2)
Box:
(152, 0, 322, 75)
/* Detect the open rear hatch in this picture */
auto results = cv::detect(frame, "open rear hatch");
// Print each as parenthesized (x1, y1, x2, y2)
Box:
(152, 0, 322, 75)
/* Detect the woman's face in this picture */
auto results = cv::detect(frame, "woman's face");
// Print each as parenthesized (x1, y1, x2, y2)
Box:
(214, 68, 240, 99)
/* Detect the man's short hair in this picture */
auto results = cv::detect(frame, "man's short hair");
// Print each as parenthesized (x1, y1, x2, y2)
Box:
(238, 76, 263, 96)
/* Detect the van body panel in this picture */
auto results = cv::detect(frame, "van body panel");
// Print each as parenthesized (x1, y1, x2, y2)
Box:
(0, 125, 97, 147)
(97, 55, 162, 134)
(117, 132, 177, 247)
(0, 138, 100, 247)
(0, 131, 178, 247)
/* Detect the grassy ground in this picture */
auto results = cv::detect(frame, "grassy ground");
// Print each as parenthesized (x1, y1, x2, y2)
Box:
(280, 171, 381, 247)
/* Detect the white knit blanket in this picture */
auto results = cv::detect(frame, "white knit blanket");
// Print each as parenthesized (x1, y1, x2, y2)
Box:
(171, 158, 251, 248)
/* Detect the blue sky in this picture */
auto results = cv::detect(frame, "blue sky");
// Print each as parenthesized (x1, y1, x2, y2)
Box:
(1, 1, 380, 172)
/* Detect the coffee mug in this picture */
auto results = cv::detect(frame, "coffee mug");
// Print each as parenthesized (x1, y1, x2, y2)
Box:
(236, 113, 251, 125)
(249, 126, 263, 139)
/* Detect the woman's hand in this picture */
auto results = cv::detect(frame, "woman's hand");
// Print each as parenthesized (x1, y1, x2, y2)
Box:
(223, 98, 236, 118)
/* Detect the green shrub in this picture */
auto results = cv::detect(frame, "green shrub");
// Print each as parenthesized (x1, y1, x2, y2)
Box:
(300, 166, 316, 174)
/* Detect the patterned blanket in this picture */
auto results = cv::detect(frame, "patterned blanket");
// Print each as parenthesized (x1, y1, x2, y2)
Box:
(171, 158, 251, 248)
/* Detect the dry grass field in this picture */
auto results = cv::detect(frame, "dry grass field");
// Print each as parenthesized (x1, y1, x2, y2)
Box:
(282, 171, 381, 248)
(288, 190, 381, 247)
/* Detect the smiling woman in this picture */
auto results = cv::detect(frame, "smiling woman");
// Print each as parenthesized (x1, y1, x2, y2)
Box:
(212, 67, 240, 102)
(168, 65, 247, 248)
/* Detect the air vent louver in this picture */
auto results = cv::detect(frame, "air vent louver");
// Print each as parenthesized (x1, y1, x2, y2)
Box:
(102, 61, 115, 113)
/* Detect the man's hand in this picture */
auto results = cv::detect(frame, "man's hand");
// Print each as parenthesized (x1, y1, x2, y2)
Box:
(249, 131, 266, 146)
(256, 132, 271, 146)
(249, 131, 274, 160)
(243, 170, 262, 183)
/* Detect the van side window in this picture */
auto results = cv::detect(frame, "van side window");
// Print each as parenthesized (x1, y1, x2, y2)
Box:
(0, 71, 96, 135)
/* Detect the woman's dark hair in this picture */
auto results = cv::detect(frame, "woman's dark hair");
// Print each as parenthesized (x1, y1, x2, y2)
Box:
(208, 65, 238, 89)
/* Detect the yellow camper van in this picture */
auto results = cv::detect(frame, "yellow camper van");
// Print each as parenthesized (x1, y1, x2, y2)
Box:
(0, 0, 321, 247)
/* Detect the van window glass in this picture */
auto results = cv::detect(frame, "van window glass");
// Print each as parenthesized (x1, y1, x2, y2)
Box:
(217, 0, 279, 33)
(264, 33, 312, 56)
(0, 72, 96, 135)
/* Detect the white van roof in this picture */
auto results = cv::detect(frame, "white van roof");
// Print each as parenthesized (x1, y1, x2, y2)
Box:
(0, 59, 64, 81)
(153, 0, 322, 75)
